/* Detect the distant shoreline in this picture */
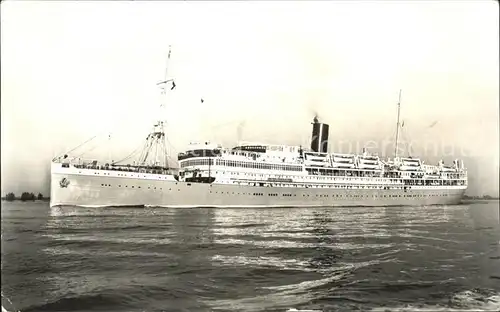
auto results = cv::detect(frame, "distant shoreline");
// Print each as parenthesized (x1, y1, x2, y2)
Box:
(462, 196, 499, 200)
(461, 199, 499, 203)
(2, 191, 49, 202)
(1, 198, 50, 202)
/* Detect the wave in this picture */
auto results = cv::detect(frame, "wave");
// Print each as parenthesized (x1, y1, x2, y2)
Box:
(43, 234, 173, 246)
(21, 292, 132, 312)
(370, 290, 500, 312)
(1, 292, 19, 312)
(281, 290, 500, 312)
(214, 238, 394, 250)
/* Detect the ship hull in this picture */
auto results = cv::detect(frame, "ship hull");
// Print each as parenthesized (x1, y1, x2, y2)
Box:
(50, 167, 466, 208)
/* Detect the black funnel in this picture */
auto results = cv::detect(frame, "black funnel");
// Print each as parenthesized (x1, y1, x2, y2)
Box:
(310, 117, 329, 153)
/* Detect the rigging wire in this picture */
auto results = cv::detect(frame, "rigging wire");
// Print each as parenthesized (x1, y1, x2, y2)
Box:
(52, 134, 98, 161)
(141, 138, 155, 166)
(113, 133, 153, 165)
(53, 128, 118, 161)
(400, 122, 413, 157)
(72, 134, 110, 159)
(74, 144, 101, 159)
(154, 136, 159, 166)
(137, 134, 150, 164)
(112, 143, 145, 165)
(164, 133, 170, 168)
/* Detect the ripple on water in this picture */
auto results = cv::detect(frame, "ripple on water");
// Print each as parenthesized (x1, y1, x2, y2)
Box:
(1, 203, 499, 312)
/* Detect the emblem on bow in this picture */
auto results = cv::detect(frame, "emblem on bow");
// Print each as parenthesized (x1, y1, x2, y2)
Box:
(59, 178, 70, 188)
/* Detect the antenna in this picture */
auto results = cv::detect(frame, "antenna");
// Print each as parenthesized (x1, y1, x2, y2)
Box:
(394, 89, 402, 159)
(107, 132, 112, 164)
(164, 46, 171, 82)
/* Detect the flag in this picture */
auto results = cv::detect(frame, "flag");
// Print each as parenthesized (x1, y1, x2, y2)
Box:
(170, 80, 176, 90)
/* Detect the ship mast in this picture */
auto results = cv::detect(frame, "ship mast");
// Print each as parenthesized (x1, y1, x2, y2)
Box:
(394, 89, 402, 159)
(160, 45, 172, 168)
(138, 46, 175, 169)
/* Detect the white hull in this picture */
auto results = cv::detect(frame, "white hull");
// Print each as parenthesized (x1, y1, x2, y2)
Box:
(50, 165, 466, 208)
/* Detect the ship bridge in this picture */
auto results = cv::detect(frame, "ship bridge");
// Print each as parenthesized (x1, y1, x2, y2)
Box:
(233, 141, 302, 154)
(177, 141, 222, 161)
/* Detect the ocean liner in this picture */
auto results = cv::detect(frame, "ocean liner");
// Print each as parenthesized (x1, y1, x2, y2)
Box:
(50, 50, 468, 208)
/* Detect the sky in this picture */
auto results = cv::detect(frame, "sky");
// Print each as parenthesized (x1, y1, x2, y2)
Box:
(1, 1, 499, 196)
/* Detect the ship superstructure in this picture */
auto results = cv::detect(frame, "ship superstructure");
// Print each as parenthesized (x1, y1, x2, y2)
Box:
(176, 117, 467, 190)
